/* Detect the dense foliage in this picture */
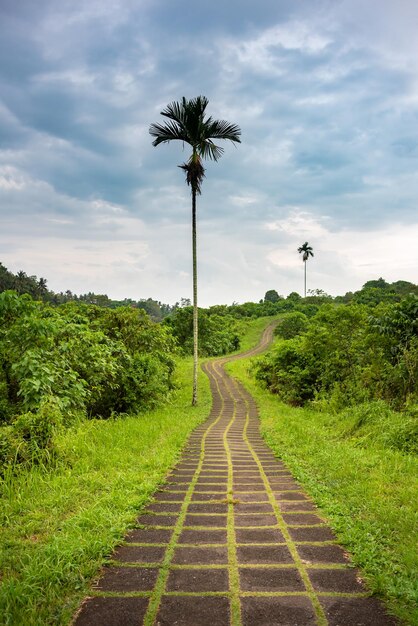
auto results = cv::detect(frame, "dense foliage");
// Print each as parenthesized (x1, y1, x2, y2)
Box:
(164, 306, 240, 356)
(254, 295, 418, 454)
(0, 292, 176, 467)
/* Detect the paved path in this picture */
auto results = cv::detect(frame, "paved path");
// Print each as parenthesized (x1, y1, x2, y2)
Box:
(74, 324, 396, 625)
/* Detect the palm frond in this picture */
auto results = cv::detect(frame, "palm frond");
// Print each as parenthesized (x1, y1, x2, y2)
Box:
(149, 121, 189, 146)
(150, 95, 241, 172)
(204, 119, 241, 143)
(198, 140, 224, 161)
(160, 98, 189, 124)
(187, 95, 209, 117)
(298, 241, 314, 262)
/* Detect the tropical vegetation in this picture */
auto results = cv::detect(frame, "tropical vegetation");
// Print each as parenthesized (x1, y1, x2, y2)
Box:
(0, 357, 212, 626)
(0, 292, 176, 468)
(254, 294, 418, 420)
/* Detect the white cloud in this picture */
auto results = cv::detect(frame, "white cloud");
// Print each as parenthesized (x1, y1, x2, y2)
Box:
(0, 166, 28, 190)
(229, 192, 264, 207)
(220, 20, 331, 79)
(32, 68, 98, 86)
(265, 210, 330, 237)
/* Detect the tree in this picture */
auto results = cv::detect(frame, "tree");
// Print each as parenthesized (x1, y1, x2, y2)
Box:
(15, 270, 28, 295)
(287, 291, 302, 302)
(363, 278, 389, 291)
(150, 96, 241, 405)
(37, 277, 48, 300)
(298, 242, 314, 297)
(264, 289, 280, 303)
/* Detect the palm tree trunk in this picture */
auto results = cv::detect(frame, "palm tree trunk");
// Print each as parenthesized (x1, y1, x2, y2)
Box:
(192, 187, 198, 406)
(304, 260, 307, 298)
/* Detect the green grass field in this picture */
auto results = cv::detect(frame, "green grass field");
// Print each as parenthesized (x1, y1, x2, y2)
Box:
(227, 355, 418, 626)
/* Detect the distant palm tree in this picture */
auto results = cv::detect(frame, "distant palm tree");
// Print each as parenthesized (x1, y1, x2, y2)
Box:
(150, 96, 241, 405)
(37, 277, 48, 298)
(15, 270, 27, 295)
(298, 242, 314, 297)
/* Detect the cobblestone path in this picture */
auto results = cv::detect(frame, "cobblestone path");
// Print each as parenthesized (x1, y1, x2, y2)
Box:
(74, 324, 396, 625)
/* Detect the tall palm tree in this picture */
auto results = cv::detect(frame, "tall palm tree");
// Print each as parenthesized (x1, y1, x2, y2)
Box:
(150, 96, 241, 405)
(298, 242, 314, 297)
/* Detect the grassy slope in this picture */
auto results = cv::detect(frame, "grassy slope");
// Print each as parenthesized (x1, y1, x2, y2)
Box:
(0, 357, 211, 626)
(227, 355, 418, 626)
(234, 316, 276, 353)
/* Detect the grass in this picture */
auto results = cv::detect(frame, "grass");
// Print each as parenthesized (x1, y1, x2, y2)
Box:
(226, 355, 418, 626)
(0, 357, 211, 626)
(235, 316, 277, 353)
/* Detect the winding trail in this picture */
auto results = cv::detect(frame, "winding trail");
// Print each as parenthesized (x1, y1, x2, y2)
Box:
(74, 323, 396, 626)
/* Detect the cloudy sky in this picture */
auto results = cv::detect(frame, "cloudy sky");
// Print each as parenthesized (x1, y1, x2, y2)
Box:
(1, 0, 417, 305)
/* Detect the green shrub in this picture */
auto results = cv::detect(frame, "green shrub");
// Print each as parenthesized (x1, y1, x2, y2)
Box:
(275, 311, 309, 339)
(119, 352, 175, 412)
(1, 397, 64, 467)
(254, 338, 317, 405)
(11, 349, 88, 413)
(253, 297, 418, 414)
(0, 425, 22, 466)
(0, 293, 178, 468)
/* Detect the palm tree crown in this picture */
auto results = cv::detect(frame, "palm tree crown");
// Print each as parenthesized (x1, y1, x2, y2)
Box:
(149, 96, 241, 193)
(298, 242, 314, 262)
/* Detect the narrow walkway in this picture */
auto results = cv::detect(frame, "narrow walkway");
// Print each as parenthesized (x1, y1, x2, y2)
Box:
(74, 324, 396, 626)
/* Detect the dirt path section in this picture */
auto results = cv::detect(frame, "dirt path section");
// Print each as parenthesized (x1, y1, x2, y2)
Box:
(73, 322, 396, 625)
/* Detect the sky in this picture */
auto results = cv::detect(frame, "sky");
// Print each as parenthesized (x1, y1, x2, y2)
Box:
(0, 0, 417, 306)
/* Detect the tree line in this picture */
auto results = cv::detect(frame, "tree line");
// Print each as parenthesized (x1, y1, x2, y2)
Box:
(0, 262, 177, 320)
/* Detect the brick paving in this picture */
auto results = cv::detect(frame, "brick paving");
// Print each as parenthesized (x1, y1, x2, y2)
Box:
(73, 324, 397, 625)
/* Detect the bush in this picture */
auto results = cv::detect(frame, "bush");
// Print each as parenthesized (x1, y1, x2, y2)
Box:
(0, 397, 64, 467)
(118, 353, 175, 413)
(254, 299, 418, 411)
(254, 338, 317, 405)
(0, 293, 178, 468)
(252, 295, 418, 455)
(275, 312, 309, 339)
